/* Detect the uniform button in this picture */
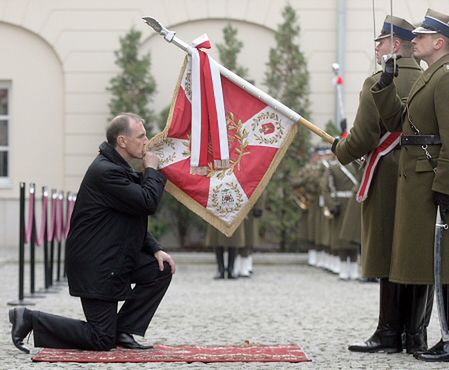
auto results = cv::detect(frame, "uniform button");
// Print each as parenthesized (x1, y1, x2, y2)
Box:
(109, 272, 115, 277)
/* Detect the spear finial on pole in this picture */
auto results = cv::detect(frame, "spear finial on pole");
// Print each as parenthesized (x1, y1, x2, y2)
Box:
(142, 16, 334, 144)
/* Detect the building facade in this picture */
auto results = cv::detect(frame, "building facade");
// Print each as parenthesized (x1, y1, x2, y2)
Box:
(0, 0, 448, 249)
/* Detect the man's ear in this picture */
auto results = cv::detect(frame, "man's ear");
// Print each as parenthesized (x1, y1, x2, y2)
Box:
(434, 37, 445, 51)
(117, 135, 127, 148)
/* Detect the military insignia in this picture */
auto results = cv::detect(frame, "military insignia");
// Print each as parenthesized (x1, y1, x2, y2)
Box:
(251, 109, 285, 145)
(210, 182, 244, 220)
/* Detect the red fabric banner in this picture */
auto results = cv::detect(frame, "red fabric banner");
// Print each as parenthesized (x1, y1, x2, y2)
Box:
(149, 56, 298, 236)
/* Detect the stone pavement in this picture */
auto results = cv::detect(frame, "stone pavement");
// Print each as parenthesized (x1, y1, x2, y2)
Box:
(0, 251, 447, 370)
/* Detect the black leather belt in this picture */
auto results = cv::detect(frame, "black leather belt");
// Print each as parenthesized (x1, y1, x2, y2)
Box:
(401, 135, 441, 145)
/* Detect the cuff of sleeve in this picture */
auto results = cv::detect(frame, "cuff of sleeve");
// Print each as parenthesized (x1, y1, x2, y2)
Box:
(144, 167, 167, 184)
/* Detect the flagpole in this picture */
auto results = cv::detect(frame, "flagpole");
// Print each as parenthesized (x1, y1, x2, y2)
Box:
(143, 17, 335, 145)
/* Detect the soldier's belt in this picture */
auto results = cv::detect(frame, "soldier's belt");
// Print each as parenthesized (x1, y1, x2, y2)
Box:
(331, 191, 353, 198)
(401, 135, 441, 145)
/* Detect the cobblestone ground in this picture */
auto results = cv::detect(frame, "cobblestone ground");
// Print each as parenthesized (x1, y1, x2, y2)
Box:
(0, 252, 446, 370)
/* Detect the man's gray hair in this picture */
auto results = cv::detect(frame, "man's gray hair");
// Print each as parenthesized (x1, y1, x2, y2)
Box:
(106, 113, 145, 146)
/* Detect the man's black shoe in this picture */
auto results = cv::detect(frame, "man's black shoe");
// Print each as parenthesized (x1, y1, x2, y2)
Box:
(415, 340, 449, 362)
(116, 333, 153, 350)
(9, 308, 33, 354)
(348, 332, 402, 353)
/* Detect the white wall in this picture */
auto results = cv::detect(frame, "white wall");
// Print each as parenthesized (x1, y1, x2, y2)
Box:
(1, 0, 449, 249)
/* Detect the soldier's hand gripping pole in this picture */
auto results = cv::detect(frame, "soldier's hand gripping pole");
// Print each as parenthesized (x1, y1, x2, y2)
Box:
(434, 205, 449, 342)
(142, 17, 335, 145)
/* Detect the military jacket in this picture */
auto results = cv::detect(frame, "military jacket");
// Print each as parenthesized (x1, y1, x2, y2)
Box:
(372, 54, 449, 284)
(335, 57, 421, 278)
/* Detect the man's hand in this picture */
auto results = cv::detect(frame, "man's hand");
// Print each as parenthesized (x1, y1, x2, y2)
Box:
(331, 137, 339, 154)
(143, 151, 160, 169)
(434, 191, 449, 223)
(154, 250, 176, 274)
(252, 208, 263, 218)
(378, 55, 401, 89)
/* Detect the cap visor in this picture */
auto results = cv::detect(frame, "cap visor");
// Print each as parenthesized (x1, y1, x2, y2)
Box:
(412, 26, 437, 34)
(374, 33, 390, 42)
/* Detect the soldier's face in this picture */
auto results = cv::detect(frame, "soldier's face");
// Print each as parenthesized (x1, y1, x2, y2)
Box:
(375, 38, 393, 65)
(412, 34, 444, 63)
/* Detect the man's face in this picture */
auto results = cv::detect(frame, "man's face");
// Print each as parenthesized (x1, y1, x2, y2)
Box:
(412, 34, 436, 61)
(121, 119, 148, 160)
(375, 38, 393, 65)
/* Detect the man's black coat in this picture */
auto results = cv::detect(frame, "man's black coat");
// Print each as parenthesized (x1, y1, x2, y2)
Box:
(66, 142, 167, 301)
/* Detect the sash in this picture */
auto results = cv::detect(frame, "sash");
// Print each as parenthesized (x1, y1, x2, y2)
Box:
(356, 131, 401, 203)
(190, 34, 229, 175)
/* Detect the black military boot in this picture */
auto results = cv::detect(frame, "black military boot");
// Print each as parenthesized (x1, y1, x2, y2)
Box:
(348, 278, 403, 353)
(227, 247, 237, 279)
(213, 246, 225, 279)
(404, 284, 432, 354)
(415, 285, 449, 362)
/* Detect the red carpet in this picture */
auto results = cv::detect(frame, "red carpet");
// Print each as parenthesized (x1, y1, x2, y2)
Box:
(32, 344, 310, 363)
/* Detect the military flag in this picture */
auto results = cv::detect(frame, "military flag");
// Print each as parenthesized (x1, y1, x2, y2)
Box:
(149, 54, 299, 236)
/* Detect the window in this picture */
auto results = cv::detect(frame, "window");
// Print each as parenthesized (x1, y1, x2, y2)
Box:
(0, 81, 10, 186)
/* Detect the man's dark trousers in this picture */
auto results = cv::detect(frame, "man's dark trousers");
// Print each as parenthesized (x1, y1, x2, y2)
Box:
(31, 258, 172, 350)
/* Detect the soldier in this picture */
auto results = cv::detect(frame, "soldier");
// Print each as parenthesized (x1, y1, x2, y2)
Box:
(332, 16, 426, 353)
(207, 223, 245, 280)
(322, 160, 360, 280)
(293, 161, 319, 266)
(371, 9, 449, 362)
(338, 162, 362, 279)
(237, 193, 266, 277)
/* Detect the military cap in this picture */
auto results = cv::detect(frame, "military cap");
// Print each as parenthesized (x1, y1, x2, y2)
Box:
(375, 15, 415, 41)
(413, 9, 449, 38)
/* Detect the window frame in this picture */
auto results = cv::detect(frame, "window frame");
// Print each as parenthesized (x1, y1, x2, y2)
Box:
(0, 81, 11, 188)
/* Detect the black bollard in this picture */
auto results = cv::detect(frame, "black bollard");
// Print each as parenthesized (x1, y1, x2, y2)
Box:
(8, 182, 34, 306)
(48, 190, 57, 287)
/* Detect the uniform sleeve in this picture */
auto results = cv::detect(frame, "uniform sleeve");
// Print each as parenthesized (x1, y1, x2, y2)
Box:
(371, 81, 405, 132)
(432, 72, 449, 195)
(98, 166, 167, 216)
(335, 76, 382, 164)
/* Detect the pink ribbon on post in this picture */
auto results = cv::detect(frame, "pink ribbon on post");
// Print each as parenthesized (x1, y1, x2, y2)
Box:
(25, 186, 35, 244)
(36, 190, 48, 246)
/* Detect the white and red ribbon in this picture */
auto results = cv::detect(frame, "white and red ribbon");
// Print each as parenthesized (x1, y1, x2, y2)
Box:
(356, 131, 401, 202)
(190, 34, 229, 175)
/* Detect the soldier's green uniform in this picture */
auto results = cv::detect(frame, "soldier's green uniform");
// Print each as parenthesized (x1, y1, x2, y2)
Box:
(334, 15, 431, 355)
(373, 56, 449, 285)
(237, 194, 266, 277)
(206, 222, 245, 279)
(323, 160, 360, 279)
(372, 9, 449, 362)
(338, 163, 362, 247)
(335, 57, 421, 278)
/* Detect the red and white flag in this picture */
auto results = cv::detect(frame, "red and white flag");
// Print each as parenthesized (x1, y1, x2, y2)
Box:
(149, 54, 298, 236)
